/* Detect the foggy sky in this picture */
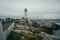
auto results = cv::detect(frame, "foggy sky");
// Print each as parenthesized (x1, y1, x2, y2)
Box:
(0, 0, 60, 19)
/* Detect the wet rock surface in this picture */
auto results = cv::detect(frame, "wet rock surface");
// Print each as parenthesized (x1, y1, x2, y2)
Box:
(31, 20, 60, 34)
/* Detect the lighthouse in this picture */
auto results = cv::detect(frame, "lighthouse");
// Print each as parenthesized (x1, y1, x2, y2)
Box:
(24, 8, 27, 19)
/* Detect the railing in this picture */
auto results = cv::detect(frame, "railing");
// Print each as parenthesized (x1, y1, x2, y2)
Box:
(1, 20, 13, 31)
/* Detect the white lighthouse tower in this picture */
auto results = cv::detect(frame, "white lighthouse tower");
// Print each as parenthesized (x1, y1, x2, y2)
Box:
(24, 8, 27, 19)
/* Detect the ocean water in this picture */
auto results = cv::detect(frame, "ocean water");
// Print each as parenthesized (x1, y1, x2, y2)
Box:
(56, 23, 60, 25)
(53, 23, 60, 36)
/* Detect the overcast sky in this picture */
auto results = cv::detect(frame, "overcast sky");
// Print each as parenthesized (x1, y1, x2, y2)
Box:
(0, 0, 60, 19)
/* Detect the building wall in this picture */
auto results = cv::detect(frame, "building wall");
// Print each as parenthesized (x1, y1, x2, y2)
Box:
(0, 22, 15, 40)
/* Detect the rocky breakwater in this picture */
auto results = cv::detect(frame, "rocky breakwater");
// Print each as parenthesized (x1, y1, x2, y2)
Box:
(31, 20, 60, 34)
